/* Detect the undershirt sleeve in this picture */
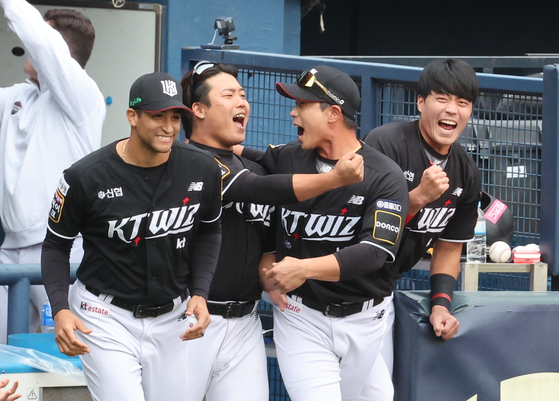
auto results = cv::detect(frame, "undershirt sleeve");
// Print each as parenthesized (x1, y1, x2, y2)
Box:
(334, 243, 389, 281)
(224, 171, 297, 204)
(41, 232, 74, 316)
(188, 222, 222, 299)
(240, 147, 265, 162)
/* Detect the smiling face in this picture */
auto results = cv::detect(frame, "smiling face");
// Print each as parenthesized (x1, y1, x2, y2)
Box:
(193, 72, 250, 150)
(127, 108, 182, 166)
(290, 100, 330, 150)
(417, 91, 473, 155)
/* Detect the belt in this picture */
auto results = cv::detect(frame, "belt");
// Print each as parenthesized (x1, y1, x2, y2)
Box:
(294, 296, 384, 318)
(86, 285, 185, 318)
(207, 300, 256, 318)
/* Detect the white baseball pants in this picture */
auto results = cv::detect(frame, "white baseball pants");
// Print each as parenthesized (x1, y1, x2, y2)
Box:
(273, 294, 393, 401)
(70, 279, 191, 401)
(186, 302, 269, 401)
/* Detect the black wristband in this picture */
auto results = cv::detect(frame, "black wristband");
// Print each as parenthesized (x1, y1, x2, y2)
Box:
(430, 273, 456, 311)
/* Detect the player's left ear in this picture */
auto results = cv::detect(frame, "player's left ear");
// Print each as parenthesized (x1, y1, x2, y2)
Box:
(328, 104, 343, 123)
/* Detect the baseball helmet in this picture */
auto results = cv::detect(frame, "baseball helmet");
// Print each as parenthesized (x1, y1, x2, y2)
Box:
(480, 191, 514, 246)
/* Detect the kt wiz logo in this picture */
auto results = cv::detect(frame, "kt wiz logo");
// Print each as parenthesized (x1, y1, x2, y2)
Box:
(161, 80, 178, 97)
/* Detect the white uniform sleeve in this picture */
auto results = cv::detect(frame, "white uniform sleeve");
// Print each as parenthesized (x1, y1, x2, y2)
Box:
(0, 0, 104, 127)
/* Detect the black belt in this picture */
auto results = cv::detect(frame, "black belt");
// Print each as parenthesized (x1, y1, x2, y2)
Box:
(207, 301, 256, 318)
(86, 285, 184, 318)
(298, 296, 384, 318)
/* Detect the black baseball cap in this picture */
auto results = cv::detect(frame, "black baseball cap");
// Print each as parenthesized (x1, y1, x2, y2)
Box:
(275, 65, 360, 121)
(129, 72, 191, 113)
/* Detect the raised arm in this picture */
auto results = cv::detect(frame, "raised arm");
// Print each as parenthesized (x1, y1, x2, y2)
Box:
(408, 164, 449, 216)
(226, 150, 364, 204)
(1, 0, 105, 130)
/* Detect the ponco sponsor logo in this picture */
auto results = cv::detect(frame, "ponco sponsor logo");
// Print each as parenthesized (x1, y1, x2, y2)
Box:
(376, 221, 400, 233)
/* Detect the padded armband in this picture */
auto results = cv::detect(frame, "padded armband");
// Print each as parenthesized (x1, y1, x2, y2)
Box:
(430, 273, 456, 311)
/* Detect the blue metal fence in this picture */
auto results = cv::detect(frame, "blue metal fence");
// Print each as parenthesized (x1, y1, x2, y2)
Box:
(182, 48, 545, 251)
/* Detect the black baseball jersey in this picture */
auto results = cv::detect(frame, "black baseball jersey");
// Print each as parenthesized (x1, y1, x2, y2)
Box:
(190, 142, 277, 302)
(364, 120, 482, 274)
(255, 140, 410, 303)
(43, 140, 222, 309)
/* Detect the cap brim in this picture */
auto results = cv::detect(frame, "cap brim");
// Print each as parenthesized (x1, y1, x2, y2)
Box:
(275, 82, 324, 103)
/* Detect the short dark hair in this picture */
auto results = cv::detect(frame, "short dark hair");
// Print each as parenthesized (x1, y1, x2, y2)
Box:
(44, 9, 95, 68)
(417, 59, 479, 104)
(180, 63, 238, 138)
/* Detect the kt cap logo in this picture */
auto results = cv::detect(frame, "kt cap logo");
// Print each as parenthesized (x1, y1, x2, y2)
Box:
(161, 80, 178, 97)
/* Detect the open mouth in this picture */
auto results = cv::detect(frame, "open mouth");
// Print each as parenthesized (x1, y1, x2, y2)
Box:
(439, 119, 457, 131)
(233, 113, 246, 129)
(297, 126, 304, 136)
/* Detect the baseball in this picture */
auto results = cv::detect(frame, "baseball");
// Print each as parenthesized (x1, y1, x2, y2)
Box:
(489, 241, 512, 263)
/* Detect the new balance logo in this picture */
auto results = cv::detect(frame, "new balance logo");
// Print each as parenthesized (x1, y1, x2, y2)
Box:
(451, 187, 463, 197)
(188, 182, 203, 191)
(161, 80, 178, 97)
(348, 195, 364, 205)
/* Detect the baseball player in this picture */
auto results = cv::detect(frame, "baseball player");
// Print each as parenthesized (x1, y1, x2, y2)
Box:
(180, 61, 364, 401)
(246, 65, 409, 401)
(362, 58, 481, 399)
(0, 0, 104, 343)
(41, 72, 222, 401)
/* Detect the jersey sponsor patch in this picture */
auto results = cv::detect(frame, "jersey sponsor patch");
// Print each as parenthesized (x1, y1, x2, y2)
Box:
(57, 175, 70, 196)
(372, 210, 402, 245)
(49, 175, 70, 223)
(98, 187, 123, 199)
(49, 190, 65, 223)
(376, 199, 403, 213)
(285, 301, 301, 314)
(79, 300, 110, 317)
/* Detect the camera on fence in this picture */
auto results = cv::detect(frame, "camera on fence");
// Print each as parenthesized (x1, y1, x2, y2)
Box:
(201, 17, 240, 50)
